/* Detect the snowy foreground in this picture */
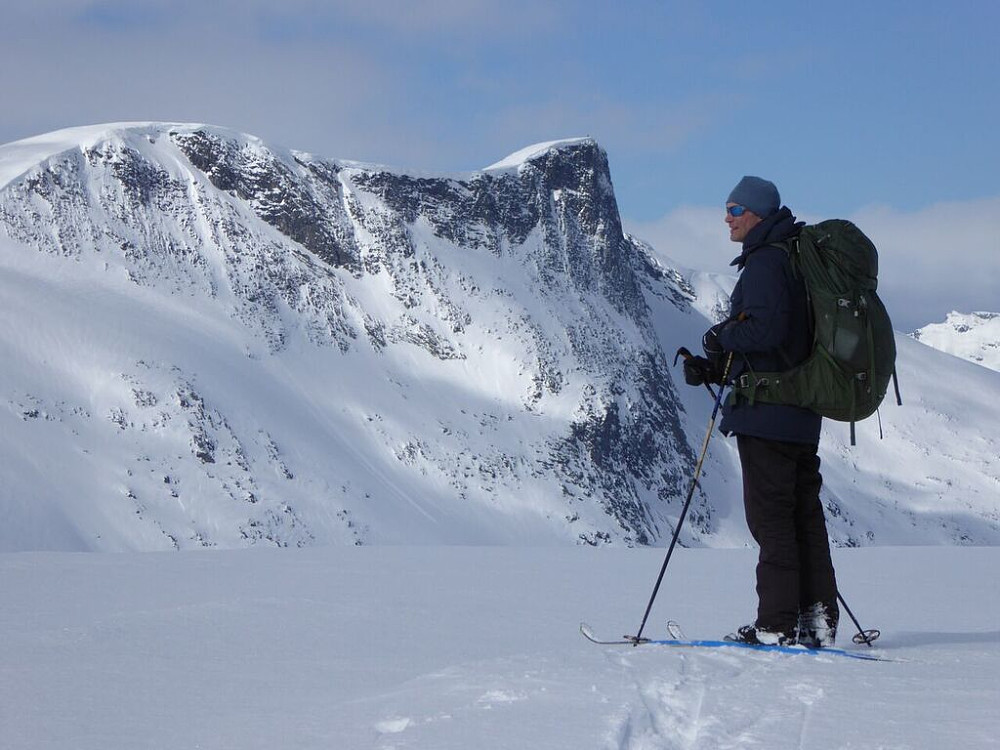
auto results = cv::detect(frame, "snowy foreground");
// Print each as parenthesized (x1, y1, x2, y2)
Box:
(3, 546, 998, 750)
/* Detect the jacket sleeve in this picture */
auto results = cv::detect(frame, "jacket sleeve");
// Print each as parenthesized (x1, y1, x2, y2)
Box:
(718, 248, 792, 354)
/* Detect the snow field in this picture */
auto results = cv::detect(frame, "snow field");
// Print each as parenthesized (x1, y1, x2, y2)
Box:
(2, 545, 997, 749)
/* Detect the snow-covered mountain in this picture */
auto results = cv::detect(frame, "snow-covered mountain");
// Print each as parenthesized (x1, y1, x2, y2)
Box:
(912, 311, 1000, 372)
(1, 123, 998, 551)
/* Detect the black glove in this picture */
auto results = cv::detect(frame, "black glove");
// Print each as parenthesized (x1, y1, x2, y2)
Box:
(683, 355, 721, 386)
(702, 320, 732, 365)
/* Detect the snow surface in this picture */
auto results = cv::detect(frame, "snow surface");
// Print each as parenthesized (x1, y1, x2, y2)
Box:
(3, 545, 998, 749)
(0, 123, 208, 187)
(484, 137, 595, 171)
(913, 311, 1000, 372)
(1, 122, 999, 749)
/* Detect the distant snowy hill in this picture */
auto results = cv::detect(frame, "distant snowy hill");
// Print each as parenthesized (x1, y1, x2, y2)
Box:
(912, 311, 1000, 372)
(1, 123, 998, 551)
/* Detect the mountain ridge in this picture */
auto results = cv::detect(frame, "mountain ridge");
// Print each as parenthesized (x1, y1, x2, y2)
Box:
(1, 123, 997, 551)
(0, 123, 700, 550)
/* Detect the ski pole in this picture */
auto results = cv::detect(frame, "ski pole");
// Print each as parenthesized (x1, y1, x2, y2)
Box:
(837, 591, 881, 646)
(629, 351, 735, 645)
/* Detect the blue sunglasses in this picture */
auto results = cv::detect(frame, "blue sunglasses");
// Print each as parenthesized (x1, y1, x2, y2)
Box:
(727, 205, 748, 217)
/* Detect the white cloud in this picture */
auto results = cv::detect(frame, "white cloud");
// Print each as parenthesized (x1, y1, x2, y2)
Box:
(485, 92, 733, 166)
(0, 3, 405, 161)
(854, 197, 1000, 331)
(624, 206, 738, 275)
(0, 0, 572, 170)
(626, 196, 1000, 332)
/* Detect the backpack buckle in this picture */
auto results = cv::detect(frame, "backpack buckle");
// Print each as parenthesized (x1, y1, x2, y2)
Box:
(738, 374, 769, 389)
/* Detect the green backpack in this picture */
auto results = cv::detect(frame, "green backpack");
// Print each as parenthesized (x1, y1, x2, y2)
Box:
(731, 219, 901, 443)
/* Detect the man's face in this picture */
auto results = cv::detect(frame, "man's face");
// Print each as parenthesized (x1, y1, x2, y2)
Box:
(725, 203, 763, 244)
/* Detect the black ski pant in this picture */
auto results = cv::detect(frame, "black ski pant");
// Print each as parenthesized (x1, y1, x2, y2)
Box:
(736, 434, 839, 635)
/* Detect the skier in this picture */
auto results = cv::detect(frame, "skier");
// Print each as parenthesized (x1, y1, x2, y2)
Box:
(683, 176, 839, 647)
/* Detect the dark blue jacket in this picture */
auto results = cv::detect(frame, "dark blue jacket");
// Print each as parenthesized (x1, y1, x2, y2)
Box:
(717, 207, 822, 444)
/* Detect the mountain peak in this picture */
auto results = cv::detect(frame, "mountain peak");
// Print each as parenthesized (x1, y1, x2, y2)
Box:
(0, 122, 266, 190)
(912, 310, 1000, 371)
(484, 137, 600, 171)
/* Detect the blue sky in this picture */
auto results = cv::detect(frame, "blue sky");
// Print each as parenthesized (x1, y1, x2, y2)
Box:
(1, 0, 997, 329)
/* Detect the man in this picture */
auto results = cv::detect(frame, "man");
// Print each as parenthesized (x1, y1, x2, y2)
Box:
(684, 176, 839, 647)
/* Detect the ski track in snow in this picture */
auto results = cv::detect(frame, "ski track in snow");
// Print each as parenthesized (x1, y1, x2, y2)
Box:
(355, 645, 878, 750)
(603, 648, 822, 750)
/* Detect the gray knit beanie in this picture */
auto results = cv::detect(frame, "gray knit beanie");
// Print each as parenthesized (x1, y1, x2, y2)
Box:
(727, 176, 780, 218)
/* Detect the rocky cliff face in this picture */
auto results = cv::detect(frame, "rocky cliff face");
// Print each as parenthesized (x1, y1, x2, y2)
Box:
(5, 124, 998, 552)
(0, 125, 713, 550)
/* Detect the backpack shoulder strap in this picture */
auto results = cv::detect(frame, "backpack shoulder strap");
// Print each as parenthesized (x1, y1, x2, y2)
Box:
(757, 237, 809, 370)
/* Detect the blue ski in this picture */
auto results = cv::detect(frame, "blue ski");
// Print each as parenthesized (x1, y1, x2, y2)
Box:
(579, 623, 898, 662)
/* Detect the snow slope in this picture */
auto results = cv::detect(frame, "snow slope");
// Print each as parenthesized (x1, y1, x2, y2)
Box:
(2, 545, 997, 749)
(913, 311, 1000, 372)
(641, 256, 1000, 547)
(1, 122, 999, 552)
(0, 124, 698, 550)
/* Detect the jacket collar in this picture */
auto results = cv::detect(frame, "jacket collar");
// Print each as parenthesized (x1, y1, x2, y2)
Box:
(729, 207, 802, 269)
